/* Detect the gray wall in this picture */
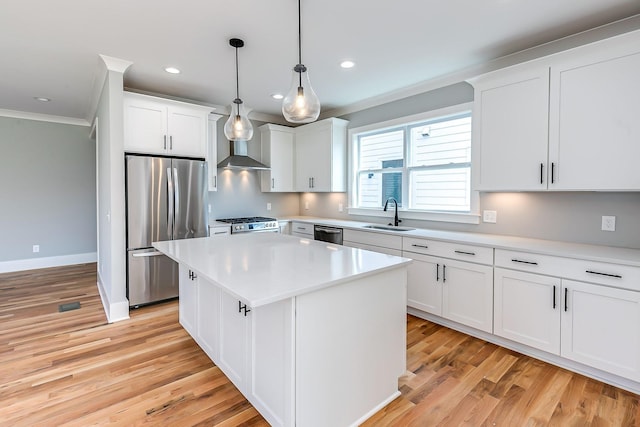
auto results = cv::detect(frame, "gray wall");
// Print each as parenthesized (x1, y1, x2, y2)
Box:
(300, 81, 640, 250)
(0, 117, 96, 261)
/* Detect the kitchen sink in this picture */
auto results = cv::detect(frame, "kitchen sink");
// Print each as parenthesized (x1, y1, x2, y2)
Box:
(363, 224, 415, 232)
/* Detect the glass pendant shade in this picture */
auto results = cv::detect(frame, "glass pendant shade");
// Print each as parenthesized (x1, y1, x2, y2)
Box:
(282, 66, 320, 123)
(224, 101, 253, 141)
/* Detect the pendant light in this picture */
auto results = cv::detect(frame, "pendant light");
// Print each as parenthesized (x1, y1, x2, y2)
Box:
(282, 0, 320, 123)
(224, 38, 254, 141)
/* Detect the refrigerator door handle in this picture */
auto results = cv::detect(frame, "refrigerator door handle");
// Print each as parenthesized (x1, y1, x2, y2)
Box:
(173, 167, 180, 237)
(132, 251, 164, 258)
(167, 167, 174, 238)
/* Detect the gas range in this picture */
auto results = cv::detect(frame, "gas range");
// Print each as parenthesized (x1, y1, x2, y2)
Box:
(216, 216, 279, 234)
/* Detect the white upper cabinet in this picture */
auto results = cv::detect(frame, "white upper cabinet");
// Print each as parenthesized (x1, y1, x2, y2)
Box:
(294, 118, 348, 192)
(548, 32, 640, 191)
(259, 124, 295, 192)
(470, 63, 550, 191)
(124, 92, 211, 158)
(470, 29, 640, 191)
(206, 114, 222, 191)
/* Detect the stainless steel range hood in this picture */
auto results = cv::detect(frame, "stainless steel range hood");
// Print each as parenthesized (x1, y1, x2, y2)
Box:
(217, 140, 269, 170)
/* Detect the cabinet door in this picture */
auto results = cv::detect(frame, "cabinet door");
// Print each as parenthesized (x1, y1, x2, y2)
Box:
(561, 280, 640, 381)
(295, 126, 331, 191)
(206, 115, 221, 191)
(261, 126, 295, 192)
(167, 105, 207, 158)
(549, 39, 640, 190)
(404, 252, 442, 315)
(178, 264, 197, 336)
(494, 268, 561, 354)
(196, 278, 220, 361)
(218, 291, 251, 392)
(123, 95, 168, 155)
(471, 64, 550, 191)
(442, 259, 494, 333)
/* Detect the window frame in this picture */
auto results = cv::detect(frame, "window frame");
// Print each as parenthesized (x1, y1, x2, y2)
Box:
(348, 102, 479, 224)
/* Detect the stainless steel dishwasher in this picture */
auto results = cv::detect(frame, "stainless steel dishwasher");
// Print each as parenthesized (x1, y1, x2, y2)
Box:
(313, 225, 343, 245)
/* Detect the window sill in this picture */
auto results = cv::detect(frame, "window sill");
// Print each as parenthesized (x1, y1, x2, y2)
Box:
(347, 207, 480, 225)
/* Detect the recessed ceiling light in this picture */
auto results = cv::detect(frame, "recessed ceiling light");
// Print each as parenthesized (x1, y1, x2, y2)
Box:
(271, 93, 284, 100)
(34, 97, 51, 102)
(340, 60, 355, 69)
(164, 67, 181, 74)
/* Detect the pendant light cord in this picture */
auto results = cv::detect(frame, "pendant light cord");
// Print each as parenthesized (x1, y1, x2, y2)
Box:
(297, 0, 303, 87)
(235, 45, 240, 115)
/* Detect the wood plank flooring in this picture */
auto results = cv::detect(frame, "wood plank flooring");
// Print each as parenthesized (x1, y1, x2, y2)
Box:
(1, 263, 639, 426)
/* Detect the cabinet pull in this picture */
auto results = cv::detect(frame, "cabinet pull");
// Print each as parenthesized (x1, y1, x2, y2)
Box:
(188, 270, 197, 280)
(455, 250, 476, 256)
(553, 285, 556, 309)
(213, 176, 217, 188)
(564, 287, 568, 312)
(585, 270, 622, 279)
(164, 135, 167, 150)
(442, 265, 447, 283)
(411, 244, 429, 249)
(169, 135, 173, 150)
(311, 177, 315, 188)
(511, 258, 538, 266)
(238, 301, 251, 316)
(540, 163, 544, 184)
(551, 162, 555, 184)
(272, 178, 275, 189)
(436, 264, 440, 282)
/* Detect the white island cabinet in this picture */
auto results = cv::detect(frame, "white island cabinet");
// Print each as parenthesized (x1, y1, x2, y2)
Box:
(154, 233, 410, 427)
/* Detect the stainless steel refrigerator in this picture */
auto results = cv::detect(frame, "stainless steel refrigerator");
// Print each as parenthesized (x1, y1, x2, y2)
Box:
(125, 155, 209, 307)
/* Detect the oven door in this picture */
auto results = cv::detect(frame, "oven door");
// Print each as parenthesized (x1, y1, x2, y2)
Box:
(314, 225, 343, 245)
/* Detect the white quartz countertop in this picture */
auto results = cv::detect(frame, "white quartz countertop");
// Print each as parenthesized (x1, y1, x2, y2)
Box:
(280, 216, 640, 267)
(153, 233, 411, 308)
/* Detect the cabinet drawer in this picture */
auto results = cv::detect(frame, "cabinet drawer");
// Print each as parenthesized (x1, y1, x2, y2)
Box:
(291, 222, 313, 236)
(403, 237, 493, 266)
(496, 249, 640, 291)
(343, 229, 402, 251)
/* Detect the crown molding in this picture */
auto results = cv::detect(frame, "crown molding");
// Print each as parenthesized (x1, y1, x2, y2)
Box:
(0, 109, 89, 126)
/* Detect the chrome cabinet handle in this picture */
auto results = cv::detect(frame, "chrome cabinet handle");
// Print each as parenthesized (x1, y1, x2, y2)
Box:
(436, 264, 439, 282)
(169, 135, 173, 150)
(164, 135, 167, 150)
(213, 176, 217, 188)
(442, 265, 447, 283)
(272, 178, 275, 189)
(411, 244, 429, 249)
(540, 163, 544, 184)
(553, 285, 556, 309)
(551, 162, 555, 184)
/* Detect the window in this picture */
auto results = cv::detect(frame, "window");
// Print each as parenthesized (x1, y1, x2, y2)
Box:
(349, 103, 478, 223)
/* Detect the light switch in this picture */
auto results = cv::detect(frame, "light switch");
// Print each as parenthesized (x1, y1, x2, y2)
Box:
(483, 210, 497, 223)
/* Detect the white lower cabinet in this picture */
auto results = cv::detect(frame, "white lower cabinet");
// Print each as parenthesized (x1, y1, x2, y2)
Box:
(494, 249, 640, 386)
(195, 277, 220, 361)
(218, 291, 252, 393)
(178, 264, 198, 336)
(403, 238, 494, 333)
(494, 268, 561, 354)
(561, 279, 640, 382)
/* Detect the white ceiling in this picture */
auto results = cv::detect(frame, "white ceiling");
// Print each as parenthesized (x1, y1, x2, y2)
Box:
(2, 0, 640, 123)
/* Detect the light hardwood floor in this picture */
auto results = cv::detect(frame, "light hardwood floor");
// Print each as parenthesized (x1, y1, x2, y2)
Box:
(1, 263, 638, 426)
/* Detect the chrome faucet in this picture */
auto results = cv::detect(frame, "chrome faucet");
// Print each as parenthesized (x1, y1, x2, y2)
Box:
(383, 197, 401, 226)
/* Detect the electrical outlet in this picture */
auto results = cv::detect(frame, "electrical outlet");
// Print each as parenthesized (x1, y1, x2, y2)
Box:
(208, 204, 212, 214)
(266, 202, 272, 211)
(483, 210, 497, 223)
(601, 215, 616, 232)
(33, 245, 40, 253)
(338, 203, 343, 212)
(305, 201, 309, 210)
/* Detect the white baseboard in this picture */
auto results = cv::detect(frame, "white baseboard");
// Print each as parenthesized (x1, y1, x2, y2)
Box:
(0, 252, 97, 273)
(96, 273, 130, 324)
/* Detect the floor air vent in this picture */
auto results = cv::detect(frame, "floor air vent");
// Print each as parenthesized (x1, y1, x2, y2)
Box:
(59, 301, 81, 312)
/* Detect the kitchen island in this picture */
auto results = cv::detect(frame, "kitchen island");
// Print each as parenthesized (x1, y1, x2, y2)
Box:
(153, 233, 411, 427)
